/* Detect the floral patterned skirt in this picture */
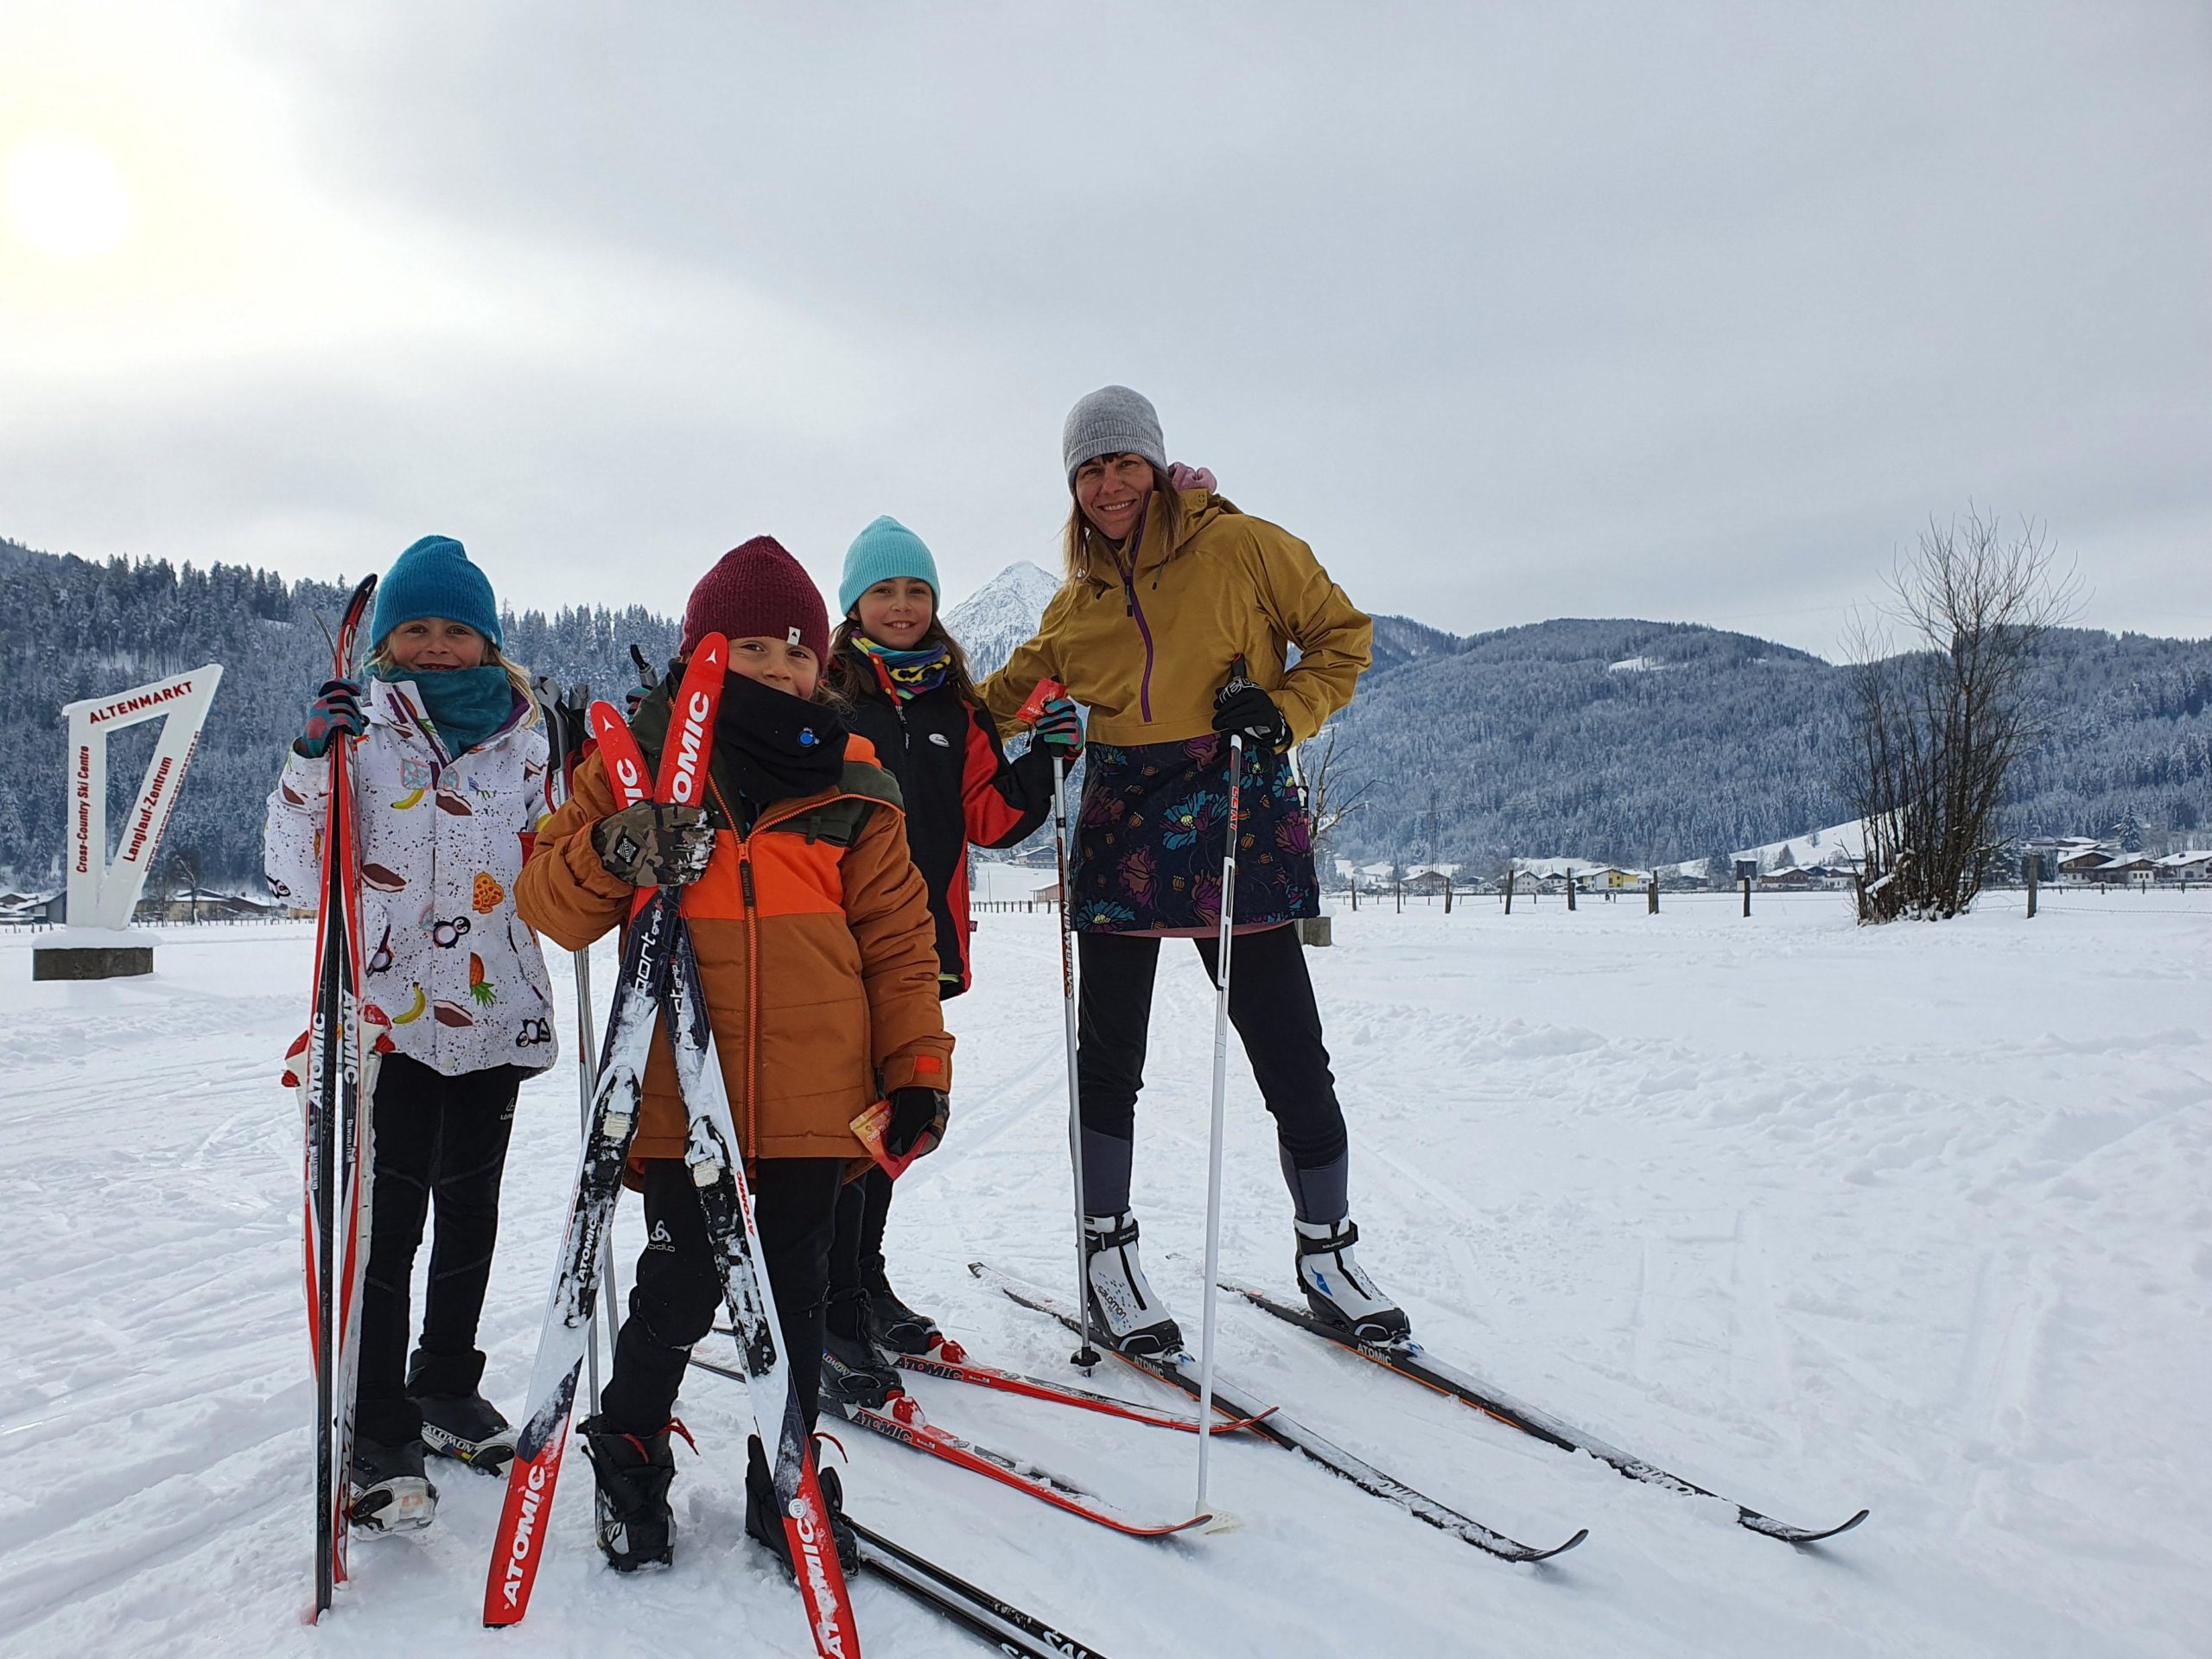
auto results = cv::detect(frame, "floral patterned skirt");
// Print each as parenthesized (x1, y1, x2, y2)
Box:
(1069, 734, 1319, 934)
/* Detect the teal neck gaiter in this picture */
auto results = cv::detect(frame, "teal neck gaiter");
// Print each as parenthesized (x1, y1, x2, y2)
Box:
(378, 664, 517, 758)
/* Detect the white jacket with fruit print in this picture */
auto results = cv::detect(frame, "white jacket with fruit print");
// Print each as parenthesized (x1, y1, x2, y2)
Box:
(264, 676, 559, 1077)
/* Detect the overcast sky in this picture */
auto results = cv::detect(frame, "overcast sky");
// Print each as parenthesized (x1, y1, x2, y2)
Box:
(5, 3, 2209, 656)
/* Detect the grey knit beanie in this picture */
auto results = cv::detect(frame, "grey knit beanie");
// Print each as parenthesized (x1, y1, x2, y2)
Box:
(1062, 385, 1167, 481)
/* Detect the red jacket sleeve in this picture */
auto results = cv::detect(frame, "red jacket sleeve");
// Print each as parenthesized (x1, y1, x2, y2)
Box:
(961, 702, 1055, 851)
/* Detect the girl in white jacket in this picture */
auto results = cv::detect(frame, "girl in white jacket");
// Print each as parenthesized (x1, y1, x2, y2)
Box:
(264, 535, 555, 1534)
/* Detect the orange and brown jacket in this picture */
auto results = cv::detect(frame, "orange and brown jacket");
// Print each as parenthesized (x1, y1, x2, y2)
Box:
(516, 681, 952, 1170)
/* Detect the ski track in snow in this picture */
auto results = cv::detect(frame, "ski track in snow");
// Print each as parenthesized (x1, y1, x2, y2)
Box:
(2, 889, 2209, 1656)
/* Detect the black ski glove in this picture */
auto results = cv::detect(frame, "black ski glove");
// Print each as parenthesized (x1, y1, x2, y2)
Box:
(593, 801, 714, 888)
(884, 1085, 950, 1160)
(1211, 658, 1291, 754)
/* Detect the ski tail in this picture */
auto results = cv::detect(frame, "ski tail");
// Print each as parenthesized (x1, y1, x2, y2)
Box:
(304, 574, 376, 1618)
(842, 1392, 1211, 1537)
(892, 1349, 1274, 1436)
(664, 929, 861, 1656)
(696, 1351, 1208, 1537)
(481, 1375, 577, 1624)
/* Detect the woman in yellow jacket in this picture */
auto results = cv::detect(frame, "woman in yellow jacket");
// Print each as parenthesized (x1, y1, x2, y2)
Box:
(981, 385, 1408, 1356)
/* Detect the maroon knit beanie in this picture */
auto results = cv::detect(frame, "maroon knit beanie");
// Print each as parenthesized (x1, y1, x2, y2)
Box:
(679, 536, 830, 660)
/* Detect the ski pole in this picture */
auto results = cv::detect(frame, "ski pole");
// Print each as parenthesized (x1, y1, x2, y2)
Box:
(1021, 677, 1098, 1371)
(542, 678, 620, 1411)
(1053, 752, 1099, 1371)
(1197, 657, 1256, 1512)
(1195, 732, 1243, 1510)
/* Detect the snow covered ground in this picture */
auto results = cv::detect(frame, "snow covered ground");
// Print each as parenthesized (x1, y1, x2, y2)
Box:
(3, 888, 2208, 1657)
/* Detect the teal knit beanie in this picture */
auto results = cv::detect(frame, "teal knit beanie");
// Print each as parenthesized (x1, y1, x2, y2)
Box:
(371, 535, 503, 650)
(837, 516, 940, 617)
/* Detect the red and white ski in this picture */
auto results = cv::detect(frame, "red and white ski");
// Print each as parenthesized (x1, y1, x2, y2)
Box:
(484, 641, 727, 1627)
(690, 1354, 1211, 1539)
(290, 573, 380, 1619)
(893, 1345, 1275, 1437)
(488, 646, 861, 1659)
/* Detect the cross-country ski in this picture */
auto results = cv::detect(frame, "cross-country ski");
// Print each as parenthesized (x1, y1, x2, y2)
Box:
(1223, 1278, 1868, 1545)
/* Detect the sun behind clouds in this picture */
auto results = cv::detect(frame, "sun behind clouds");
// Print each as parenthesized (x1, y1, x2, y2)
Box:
(6, 131, 131, 257)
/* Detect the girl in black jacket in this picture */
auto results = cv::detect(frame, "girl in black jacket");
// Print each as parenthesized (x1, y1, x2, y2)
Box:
(821, 517, 1081, 1393)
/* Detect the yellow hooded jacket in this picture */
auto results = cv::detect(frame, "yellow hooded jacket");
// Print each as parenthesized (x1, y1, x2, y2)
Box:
(979, 489, 1372, 747)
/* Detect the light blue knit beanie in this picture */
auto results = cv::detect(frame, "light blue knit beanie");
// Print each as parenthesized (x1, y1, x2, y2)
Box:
(837, 516, 941, 616)
(371, 535, 503, 649)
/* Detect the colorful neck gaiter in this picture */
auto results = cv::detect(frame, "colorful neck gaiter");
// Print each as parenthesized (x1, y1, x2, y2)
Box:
(852, 635, 954, 702)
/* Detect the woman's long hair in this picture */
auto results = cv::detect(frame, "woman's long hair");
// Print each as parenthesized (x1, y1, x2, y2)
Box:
(367, 636, 540, 727)
(825, 611, 982, 706)
(1061, 461, 1185, 583)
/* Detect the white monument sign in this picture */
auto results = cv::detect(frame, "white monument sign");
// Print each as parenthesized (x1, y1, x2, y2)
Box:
(35, 662, 225, 979)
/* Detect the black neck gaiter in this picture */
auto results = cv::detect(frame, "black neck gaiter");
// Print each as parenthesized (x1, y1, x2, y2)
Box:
(712, 670, 849, 814)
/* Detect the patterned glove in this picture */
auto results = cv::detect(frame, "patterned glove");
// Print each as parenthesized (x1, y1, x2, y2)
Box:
(1211, 662, 1291, 754)
(592, 802, 715, 888)
(1032, 695, 1084, 758)
(294, 680, 365, 758)
(884, 1085, 950, 1160)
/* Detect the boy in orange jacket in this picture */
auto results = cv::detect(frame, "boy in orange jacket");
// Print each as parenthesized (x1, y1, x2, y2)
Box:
(518, 537, 952, 1574)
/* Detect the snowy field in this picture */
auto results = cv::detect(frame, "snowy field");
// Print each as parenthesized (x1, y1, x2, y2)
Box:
(3, 887, 2209, 1657)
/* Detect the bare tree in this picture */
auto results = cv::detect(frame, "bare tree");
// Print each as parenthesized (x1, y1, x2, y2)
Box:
(1842, 509, 2079, 922)
(1296, 721, 1372, 887)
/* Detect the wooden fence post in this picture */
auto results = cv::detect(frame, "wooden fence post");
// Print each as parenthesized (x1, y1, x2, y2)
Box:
(1566, 870, 1577, 912)
(1395, 880, 1402, 913)
(1444, 875, 1453, 914)
(1503, 869, 1515, 914)
(1647, 874, 1659, 914)
(1741, 874, 1751, 917)
(2026, 854, 2039, 918)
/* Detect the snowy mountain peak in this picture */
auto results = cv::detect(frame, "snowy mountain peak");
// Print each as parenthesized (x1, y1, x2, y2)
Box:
(944, 560, 1064, 677)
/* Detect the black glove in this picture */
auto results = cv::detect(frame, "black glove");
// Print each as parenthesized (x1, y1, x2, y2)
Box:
(884, 1085, 949, 1160)
(295, 680, 365, 758)
(1211, 658, 1291, 753)
(593, 801, 714, 887)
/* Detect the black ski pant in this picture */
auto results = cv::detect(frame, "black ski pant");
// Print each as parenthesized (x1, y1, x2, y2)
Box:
(1076, 924, 1351, 1224)
(356, 1052, 523, 1446)
(829, 1165, 898, 1308)
(599, 1156, 843, 1442)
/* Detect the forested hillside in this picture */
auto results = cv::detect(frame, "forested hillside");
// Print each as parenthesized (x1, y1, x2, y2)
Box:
(1327, 618, 2212, 868)
(3, 541, 2206, 892)
(0, 539, 676, 890)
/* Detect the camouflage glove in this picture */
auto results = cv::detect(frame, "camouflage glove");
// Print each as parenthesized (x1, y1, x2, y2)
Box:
(593, 801, 714, 888)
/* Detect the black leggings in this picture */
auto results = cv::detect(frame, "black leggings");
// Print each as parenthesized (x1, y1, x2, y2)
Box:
(830, 1165, 896, 1300)
(598, 1157, 843, 1440)
(356, 1052, 523, 1445)
(1076, 925, 1349, 1221)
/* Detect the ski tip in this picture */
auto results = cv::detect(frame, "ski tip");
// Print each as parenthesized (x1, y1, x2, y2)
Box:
(1791, 1508, 1871, 1545)
(1527, 1526, 1590, 1563)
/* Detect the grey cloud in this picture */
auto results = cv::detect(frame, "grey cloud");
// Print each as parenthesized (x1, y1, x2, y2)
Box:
(10, 2, 2209, 650)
